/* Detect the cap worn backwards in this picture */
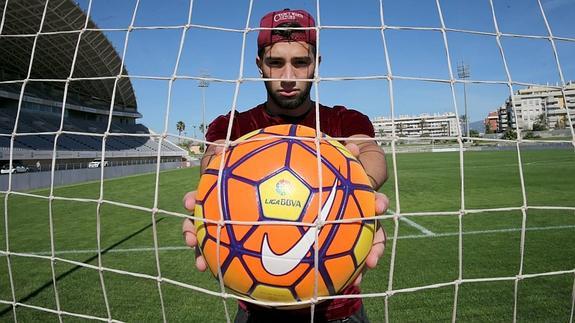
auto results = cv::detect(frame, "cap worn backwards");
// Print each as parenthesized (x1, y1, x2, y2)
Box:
(257, 8, 317, 51)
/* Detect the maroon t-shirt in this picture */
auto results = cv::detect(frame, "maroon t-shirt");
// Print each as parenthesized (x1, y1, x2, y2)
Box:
(205, 102, 375, 320)
(206, 102, 375, 142)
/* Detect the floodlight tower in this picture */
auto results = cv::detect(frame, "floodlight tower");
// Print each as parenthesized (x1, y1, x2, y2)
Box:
(457, 62, 471, 140)
(198, 74, 209, 152)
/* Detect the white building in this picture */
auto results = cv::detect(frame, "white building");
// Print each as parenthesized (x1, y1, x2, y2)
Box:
(506, 82, 575, 130)
(372, 112, 460, 138)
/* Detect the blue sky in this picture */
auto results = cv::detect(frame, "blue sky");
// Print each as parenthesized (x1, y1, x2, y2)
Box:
(75, 0, 575, 136)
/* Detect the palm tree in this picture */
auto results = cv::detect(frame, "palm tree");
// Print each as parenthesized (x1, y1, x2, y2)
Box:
(441, 123, 448, 137)
(419, 118, 427, 137)
(176, 121, 185, 135)
(397, 122, 404, 137)
(176, 121, 185, 143)
(377, 128, 385, 146)
(460, 114, 467, 136)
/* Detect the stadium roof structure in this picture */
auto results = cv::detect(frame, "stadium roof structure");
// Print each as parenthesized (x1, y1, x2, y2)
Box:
(0, 0, 138, 115)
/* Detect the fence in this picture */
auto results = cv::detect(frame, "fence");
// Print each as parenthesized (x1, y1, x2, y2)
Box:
(0, 161, 198, 192)
(382, 141, 573, 154)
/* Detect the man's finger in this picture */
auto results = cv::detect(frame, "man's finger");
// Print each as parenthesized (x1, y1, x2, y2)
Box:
(375, 192, 389, 215)
(182, 218, 198, 247)
(195, 246, 207, 272)
(183, 191, 197, 212)
(365, 249, 380, 269)
(196, 254, 207, 272)
(353, 272, 363, 287)
(182, 218, 207, 272)
(365, 228, 386, 269)
(214, 145, 224, 155)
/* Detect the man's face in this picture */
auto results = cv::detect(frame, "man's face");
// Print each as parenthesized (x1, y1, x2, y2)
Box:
(257, 41, 316, 111)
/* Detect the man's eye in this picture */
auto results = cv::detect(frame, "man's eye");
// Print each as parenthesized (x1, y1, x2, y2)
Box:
(293, 59, 312, 68)
(266, 59, 284, 67)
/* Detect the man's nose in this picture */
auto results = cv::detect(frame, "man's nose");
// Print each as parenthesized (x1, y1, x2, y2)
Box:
(280, 64, 296, 81)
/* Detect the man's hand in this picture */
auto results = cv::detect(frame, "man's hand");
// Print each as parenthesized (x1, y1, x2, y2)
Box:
(183, 140, 225, 272)
(182, 138, 389, 281)
(352, 192, 388, 286)
(345, 140, 389, 286)
(182, 191, 207, 272)
(182, 190, 388, 278)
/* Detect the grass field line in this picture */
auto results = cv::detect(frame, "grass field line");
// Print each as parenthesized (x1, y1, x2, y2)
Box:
(399, 217, 436, 236)
(4, 224, 574, 258)
(388, 209, 436, 236)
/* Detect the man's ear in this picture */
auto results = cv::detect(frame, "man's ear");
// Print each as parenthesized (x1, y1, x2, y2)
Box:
(256, 56, 263, 75)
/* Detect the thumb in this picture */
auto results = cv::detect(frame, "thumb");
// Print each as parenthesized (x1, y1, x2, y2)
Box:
(344, 142, 360, 158)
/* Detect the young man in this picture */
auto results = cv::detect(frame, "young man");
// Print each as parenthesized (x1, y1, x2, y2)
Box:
(182, 9, 389, 323)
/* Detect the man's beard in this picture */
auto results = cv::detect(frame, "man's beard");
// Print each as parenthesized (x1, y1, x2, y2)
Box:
(265, 81, 313, 110)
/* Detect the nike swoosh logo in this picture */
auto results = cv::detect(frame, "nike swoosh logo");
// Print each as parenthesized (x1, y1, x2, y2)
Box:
(261, 181, 338, 276)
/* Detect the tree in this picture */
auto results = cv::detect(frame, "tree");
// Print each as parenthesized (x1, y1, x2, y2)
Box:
(176, 121, 186, 136)
(441, 123, 448, 137)
(470, 129, 480, 137)
(397, 122, 404, 136)
(556, 115, 567, 129)
(419, 118, 426, 137)
(192, 124, 197, 138)
(176, 121, 186, 144)
(460, 114, 467, 133)
(501, 128, 517, 140)
(523, 131, 540, 139)
(532, 113, 548, 131)
(377, 128, 385, 146)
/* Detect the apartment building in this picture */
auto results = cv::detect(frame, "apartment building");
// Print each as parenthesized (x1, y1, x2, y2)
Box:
(504, 82, 574, 130)
(484, 111, 498, 133)
(372, 112, 460, 138)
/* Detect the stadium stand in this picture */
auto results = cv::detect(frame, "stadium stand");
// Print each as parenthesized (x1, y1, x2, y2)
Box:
(0, 0, 187, 169)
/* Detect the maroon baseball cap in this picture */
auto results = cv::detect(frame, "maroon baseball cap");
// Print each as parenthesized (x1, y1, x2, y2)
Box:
(257, 8, 317, 51)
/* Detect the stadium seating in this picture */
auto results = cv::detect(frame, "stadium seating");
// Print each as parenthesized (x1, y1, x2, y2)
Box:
(0, 108, 183, 156)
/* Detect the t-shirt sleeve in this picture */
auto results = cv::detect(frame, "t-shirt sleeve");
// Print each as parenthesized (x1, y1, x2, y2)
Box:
(336, 106, 375, 138)
(205, 113, 232, 142)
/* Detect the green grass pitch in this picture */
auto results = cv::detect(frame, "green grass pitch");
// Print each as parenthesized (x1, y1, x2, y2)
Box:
(1, 148, 574, 322)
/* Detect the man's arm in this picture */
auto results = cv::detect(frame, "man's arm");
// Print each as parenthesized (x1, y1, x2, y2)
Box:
(200, 139, 226, 174)
(346, 134, 388, 190)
